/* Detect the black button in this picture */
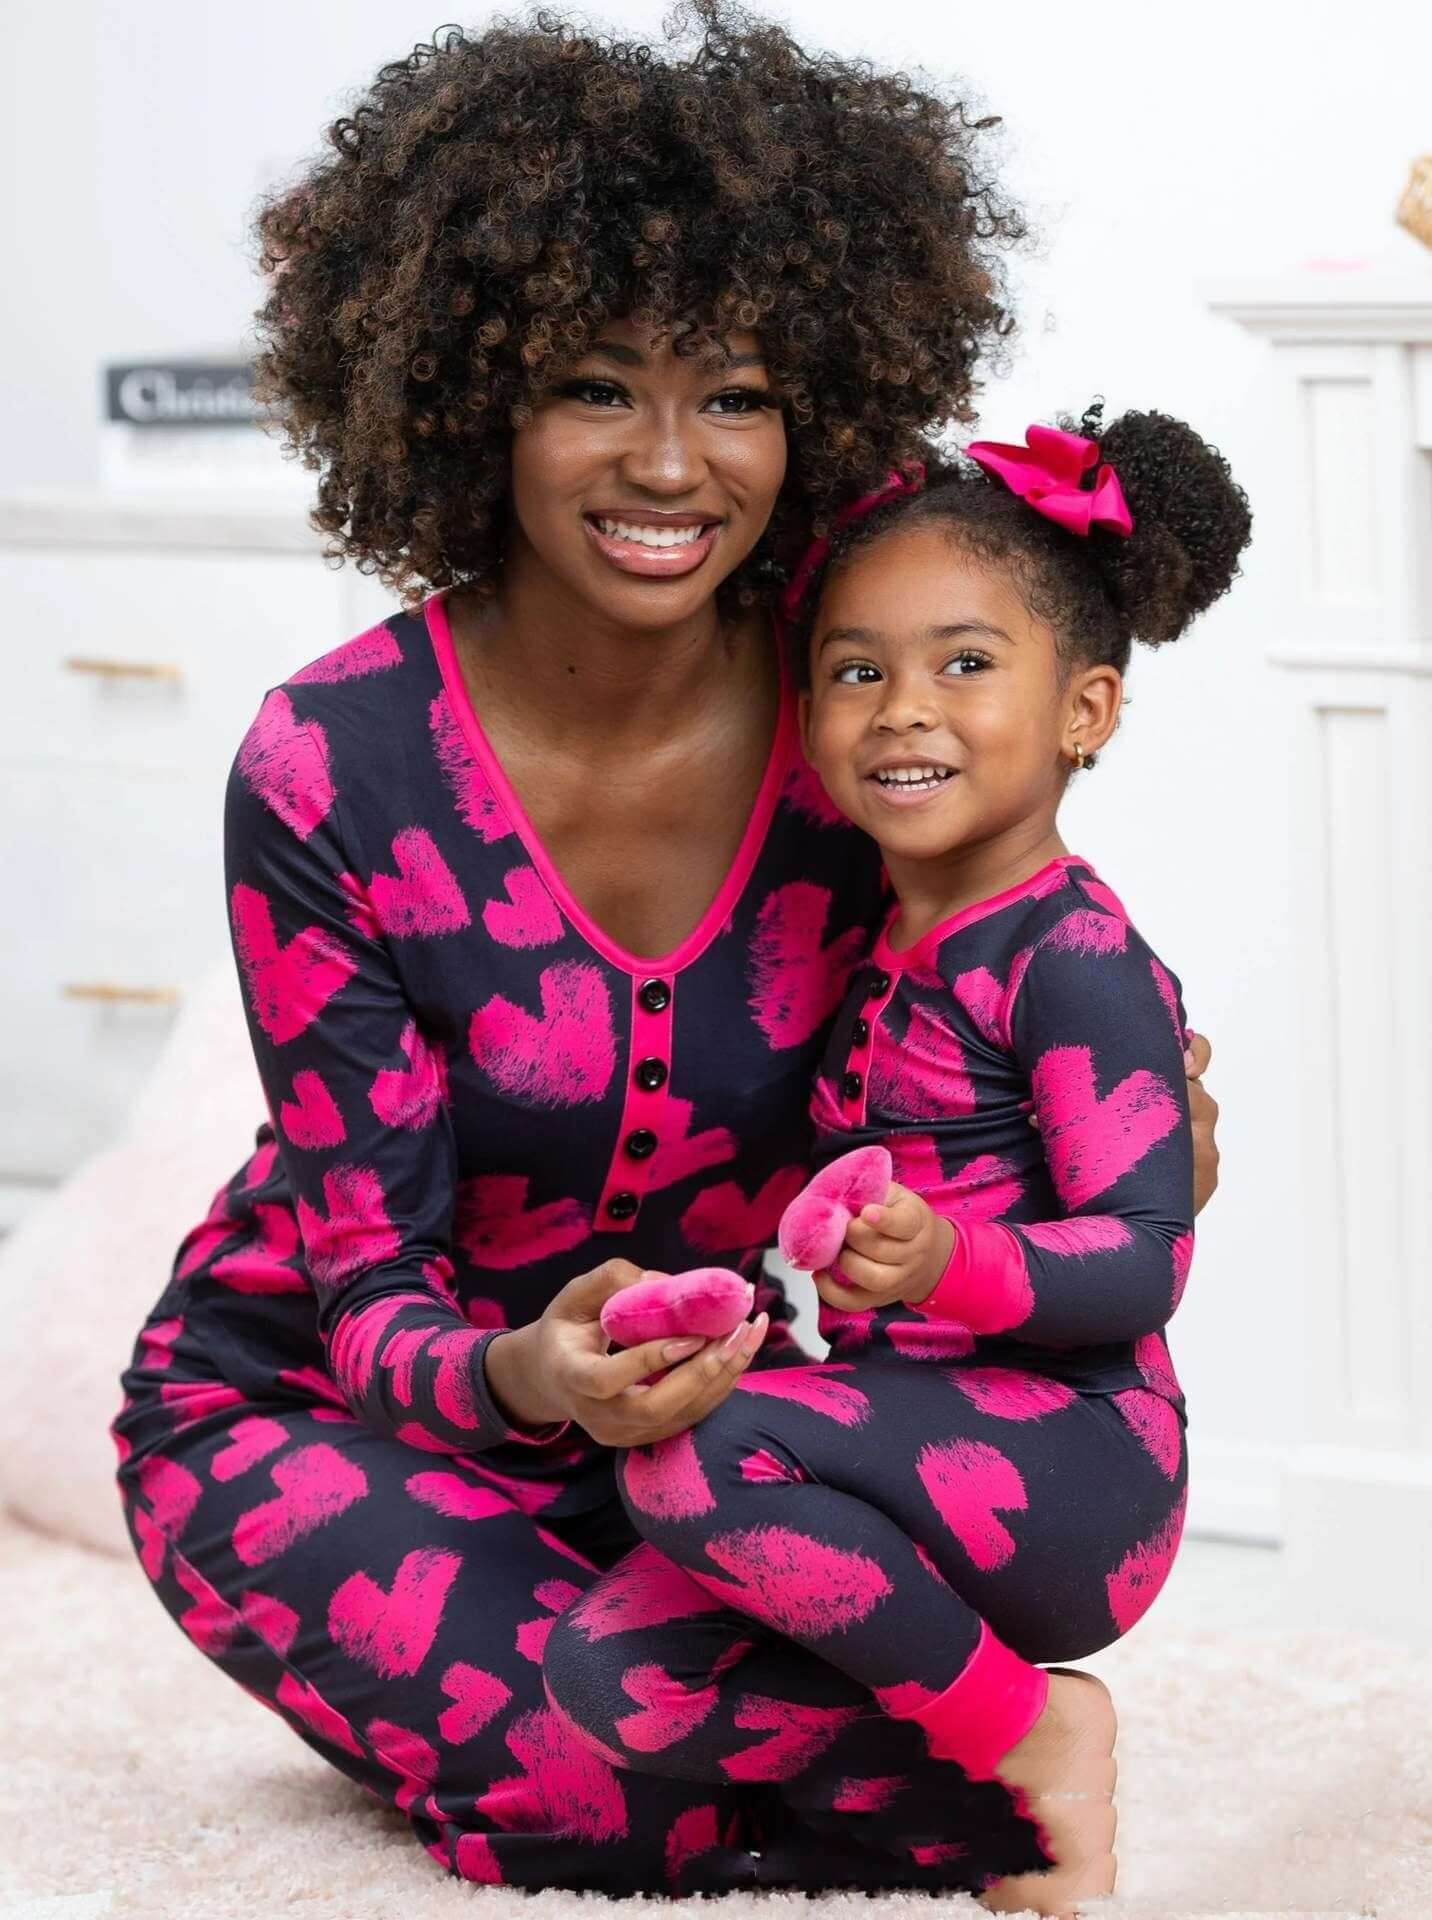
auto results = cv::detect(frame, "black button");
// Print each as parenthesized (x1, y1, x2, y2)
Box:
(867, 971, 891, 999)
(634, 1056, 668, 1091)
(606, 1191, 639, 1220)
(624, 1128, 658, 1160)
(842, 1070, 863, 1099)
(638, 978, 671, 1014)
(851, 1018, 869, 1047)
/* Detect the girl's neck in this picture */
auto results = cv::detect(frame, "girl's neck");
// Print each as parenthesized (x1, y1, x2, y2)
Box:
(449, 533, 759, 749)
(883, 821, 1070, 951)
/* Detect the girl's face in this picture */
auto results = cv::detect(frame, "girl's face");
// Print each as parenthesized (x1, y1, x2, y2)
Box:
(800, 523, 1120, 864)
(508, 315, 788, 630)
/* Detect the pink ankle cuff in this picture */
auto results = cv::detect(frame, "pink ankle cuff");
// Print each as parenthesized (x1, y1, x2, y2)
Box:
(896, 1620, 1049, 1780)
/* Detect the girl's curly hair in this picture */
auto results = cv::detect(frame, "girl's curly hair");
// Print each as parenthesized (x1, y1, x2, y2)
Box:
(791, 404, 1253, 762)
(251, 1, 1027, 608)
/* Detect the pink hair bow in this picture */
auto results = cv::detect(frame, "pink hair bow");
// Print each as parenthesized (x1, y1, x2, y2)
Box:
(778, 462, 926, 628)
(964, 425, 1133, 538)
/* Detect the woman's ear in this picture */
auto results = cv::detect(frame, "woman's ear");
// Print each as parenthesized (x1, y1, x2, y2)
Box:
(1068, 665, 1122, 758)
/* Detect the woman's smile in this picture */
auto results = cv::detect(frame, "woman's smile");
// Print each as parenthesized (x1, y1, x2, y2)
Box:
(581, 506, 725, 578)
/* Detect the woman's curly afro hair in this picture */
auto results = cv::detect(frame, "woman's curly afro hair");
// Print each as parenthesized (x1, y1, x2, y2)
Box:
(793, 403, 1253, 763)
(252, 1, 1027, 608)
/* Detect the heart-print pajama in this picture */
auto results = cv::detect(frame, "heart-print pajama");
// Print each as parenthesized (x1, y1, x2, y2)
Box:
(111, 593, 1057, 1894)
(543, 856, 1195, 1855)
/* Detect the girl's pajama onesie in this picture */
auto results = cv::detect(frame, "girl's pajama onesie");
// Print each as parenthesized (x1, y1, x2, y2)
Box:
(542, 854, 1194, 1852)
(111, 593, 1060, 1897)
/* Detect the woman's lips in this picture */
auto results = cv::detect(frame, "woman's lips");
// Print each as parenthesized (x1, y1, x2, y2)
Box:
(582, 515, 722, 578)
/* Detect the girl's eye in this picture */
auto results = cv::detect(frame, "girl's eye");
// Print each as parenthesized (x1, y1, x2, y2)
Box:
(705, 386, 780, 416)
(558, 379, 629, 407)
(942, 650, 992, 676)
(832, 660, 883, 685)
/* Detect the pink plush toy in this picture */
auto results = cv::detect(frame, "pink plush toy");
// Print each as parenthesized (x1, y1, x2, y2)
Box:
(600, 1267, 755, 1348)
(777, 1145, 894, 1272)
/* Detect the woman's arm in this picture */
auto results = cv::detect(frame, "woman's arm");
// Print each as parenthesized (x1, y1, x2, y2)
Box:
(225, 689, 571, 1453)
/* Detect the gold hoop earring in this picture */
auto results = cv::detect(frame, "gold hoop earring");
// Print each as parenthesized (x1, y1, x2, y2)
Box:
(1072, 740, 1085, 770)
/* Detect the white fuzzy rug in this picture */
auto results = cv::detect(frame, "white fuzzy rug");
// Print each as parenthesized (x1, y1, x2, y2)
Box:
(2, 1510, 1427, 1920)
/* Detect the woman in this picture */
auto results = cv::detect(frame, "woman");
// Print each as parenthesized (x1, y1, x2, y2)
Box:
(111, 6, 1221, 1899)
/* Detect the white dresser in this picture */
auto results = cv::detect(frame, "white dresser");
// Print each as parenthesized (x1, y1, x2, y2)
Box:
(0, 493, 397, 1228)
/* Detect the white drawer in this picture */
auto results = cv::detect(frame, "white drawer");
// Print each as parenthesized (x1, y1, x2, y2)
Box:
(0, 757, 234, 1183)
(2, 547, 398, 774)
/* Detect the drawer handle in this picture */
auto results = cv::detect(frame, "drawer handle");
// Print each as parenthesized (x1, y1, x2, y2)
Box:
(63, 655, 184, 682)
(64, 983, 182, 1005)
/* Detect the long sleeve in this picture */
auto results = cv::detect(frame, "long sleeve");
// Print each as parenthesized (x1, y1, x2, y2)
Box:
(908, 911, 1195, 1346)
(224, 689, 573, 1452)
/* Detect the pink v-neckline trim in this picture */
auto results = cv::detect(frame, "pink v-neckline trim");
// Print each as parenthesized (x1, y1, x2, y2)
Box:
(873, 853, 1086, 969)
(425, 588, 797, 977)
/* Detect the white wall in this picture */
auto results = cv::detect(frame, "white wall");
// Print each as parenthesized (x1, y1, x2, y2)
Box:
(6, 0, 1430, 1534)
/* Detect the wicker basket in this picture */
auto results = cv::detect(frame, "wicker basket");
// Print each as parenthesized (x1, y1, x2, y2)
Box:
(1396, 154, 1432, 248)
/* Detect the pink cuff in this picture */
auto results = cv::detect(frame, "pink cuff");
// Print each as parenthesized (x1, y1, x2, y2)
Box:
(895, 1620, 1049, 1780)
(907, 1220, 1033, 1333)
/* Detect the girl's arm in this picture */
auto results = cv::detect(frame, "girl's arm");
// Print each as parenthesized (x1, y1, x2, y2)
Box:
(905, 912, 1195, 1346)
(224, 691, 573, 1451)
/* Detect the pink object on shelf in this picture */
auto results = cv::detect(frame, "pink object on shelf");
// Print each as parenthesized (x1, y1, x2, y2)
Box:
(600, 1267, 755, 1347)
(777, 1145, 894, 1272)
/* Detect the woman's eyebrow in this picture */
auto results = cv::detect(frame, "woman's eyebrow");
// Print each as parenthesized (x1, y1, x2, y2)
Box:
(816, 619, 1012, 656)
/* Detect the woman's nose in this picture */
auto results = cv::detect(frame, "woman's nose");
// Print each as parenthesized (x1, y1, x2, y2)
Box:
(618, 408, 709, 495)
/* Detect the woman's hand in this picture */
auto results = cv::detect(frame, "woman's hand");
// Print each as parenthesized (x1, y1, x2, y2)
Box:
(1183, 1031, 1220, 1215)
(812, 1183, 954, 1313)
(483, 1259, 769, 1449)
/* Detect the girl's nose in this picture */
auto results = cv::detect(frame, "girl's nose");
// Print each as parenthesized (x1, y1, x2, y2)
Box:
(873, 682, 940, 732)
(619, 409, 709, 496)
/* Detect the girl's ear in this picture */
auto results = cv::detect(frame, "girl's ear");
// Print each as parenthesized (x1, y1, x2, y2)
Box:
(1068, 665, 1122, 758)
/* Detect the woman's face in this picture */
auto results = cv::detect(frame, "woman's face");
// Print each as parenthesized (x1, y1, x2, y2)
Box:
(801, 524, 1120, 864)
(508, 316, 788, 630)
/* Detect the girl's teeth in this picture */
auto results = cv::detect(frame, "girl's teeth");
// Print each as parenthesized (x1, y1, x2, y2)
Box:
(875, 767, 952, 787)
(596, 520, 706, 547)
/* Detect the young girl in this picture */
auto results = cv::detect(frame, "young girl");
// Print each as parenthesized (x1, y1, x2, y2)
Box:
(541, 406, 1251, 1916)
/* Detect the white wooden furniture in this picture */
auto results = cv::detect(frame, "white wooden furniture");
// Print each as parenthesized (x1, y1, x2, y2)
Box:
(0, 493, 395, 1229)
(1208, 270, 1432, 1643)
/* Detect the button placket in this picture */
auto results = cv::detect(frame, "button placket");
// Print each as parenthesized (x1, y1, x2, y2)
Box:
(844, 965, 898, 1127)
(596, 975, 676, 1232)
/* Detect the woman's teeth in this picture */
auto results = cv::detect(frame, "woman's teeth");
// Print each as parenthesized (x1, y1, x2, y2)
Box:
(873, 767, 954, 791)
(594, 520, 706, 547)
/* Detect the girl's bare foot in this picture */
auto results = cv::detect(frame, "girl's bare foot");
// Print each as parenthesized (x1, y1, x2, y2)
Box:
(979, 1669, 1118, 1918)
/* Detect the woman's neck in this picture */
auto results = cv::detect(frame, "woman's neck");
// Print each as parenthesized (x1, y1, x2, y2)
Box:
(883, 820, 1069, 950)
(448, 538, 760, 751)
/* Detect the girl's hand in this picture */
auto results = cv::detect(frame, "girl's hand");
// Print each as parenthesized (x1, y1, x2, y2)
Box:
(484, 1259, 768, 1450)
(813, 1182, 955, 1313)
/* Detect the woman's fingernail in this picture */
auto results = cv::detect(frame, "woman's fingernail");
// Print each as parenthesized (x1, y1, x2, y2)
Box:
(663, 1337, 703, 1359)
(722, 1322, 748, 1354)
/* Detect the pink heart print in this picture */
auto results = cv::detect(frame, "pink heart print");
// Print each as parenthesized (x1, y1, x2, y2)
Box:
(428, 689, 517, 843)
(328, 1546, 463, 1678)
(231, 1442, 368, 1567)
(679, 1167, 807, 1254)
(469, 962, 616, 1106)
(615, 1663, 720, 1752)
(369, 1021, 449, 1130)
(455, 1173, 591, 1269)
(747, 882, 868, 1050)
(280, 1069, 345, 1148)
(776, 1144, 893, 1271)
(1033, 1046, 1182, 1206)
(235, 690, 335, 840)
(365, 828, 471, 938)
(483, 866, 563, 949)
(230, 883, 357, 1044)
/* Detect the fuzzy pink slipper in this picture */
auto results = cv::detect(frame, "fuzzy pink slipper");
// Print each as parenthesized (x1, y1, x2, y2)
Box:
(600, 1267, 755, 1347)
(776, 1145, 894, 1272)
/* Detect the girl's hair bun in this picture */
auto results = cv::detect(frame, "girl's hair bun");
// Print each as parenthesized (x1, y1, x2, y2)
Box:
(1079, 403, 1252, 645)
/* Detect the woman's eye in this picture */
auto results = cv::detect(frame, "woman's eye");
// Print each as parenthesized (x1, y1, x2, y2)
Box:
(705, 387, 779, 416)
(560, 379, 628, 407)
(942, 650, 991, 676)
(832, 661, 882, 685)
